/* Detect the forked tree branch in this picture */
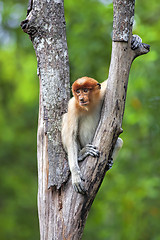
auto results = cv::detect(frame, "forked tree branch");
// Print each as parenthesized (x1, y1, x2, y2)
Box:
(21, 0, 150, 239)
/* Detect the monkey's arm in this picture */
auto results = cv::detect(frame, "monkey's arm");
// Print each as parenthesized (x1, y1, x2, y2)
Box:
(61, 99, 86, 194)
(100, 80, 107, 98)
(67, 140, 86, 193)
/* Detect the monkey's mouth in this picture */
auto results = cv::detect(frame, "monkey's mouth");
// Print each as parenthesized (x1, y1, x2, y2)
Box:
(79, 101, 89, 106)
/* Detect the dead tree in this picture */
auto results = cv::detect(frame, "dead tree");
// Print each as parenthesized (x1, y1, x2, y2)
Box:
(21, 0, 150, 239)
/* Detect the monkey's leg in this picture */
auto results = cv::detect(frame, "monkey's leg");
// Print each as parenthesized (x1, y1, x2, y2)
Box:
(112, 137, 123, 159)
(78, 144, 99, 161)
(106, 138, 123, 170)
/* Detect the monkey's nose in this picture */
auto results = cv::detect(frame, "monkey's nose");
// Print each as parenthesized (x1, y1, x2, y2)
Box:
(79, 97, 85, 102)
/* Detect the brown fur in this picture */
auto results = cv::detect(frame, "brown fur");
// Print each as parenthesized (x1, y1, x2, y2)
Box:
(72, 77, 101, 112)
(72, 77, 99, 92)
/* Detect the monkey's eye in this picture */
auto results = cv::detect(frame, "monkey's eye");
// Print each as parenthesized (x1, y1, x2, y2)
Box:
(75, 89, 80, 94)
(83, 88, 89, 93)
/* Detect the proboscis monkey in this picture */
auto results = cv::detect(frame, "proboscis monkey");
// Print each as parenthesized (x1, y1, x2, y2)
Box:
(61, 35, 142, 194)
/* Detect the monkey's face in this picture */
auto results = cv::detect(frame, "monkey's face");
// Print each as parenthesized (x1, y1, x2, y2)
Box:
(72, 77, 101, 110)
(74, 88, 91, 107)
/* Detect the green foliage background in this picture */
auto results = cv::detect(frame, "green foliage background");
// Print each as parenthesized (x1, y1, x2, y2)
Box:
(0, 0, 160, 239)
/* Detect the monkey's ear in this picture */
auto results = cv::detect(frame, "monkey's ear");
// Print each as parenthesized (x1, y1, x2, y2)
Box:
(97, 83, 101, 89)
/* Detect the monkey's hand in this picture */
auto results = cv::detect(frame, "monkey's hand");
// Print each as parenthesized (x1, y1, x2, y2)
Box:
(71, 167, 86, 194)
(131, 35, 142, 50)
(78, 144, 99, 161)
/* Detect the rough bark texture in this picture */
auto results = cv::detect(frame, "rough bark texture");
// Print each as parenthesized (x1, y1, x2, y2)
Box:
(112, 0, 135, 42)
(21, 0, 150, 239)
(21, 0, 70, 190)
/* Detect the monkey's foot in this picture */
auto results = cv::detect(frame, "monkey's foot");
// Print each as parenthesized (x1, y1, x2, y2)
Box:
(131, 35, 142, 50)
(106, 158, 113, 170)
(78, 144, 99, 161)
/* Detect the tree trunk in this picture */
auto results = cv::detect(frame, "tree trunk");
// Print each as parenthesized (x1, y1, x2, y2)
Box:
(21, 0, 150, 239)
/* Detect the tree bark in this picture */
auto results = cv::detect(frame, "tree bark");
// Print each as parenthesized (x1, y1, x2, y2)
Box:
(21, 0, 70, 189)
(21, 0, 150, 239)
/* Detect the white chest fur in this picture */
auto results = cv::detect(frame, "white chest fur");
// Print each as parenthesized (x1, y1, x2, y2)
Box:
(78, 106, 101, 148)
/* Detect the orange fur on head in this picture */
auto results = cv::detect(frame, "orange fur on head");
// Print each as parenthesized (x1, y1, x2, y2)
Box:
(72, 77, 101, 111)
(72, 77, 100, 92)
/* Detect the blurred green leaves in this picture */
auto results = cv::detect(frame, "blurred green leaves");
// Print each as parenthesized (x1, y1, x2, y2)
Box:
(0, 1, 39, 239)
(64, 0, 113, 81)
(0, 0, 160, 239)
